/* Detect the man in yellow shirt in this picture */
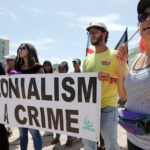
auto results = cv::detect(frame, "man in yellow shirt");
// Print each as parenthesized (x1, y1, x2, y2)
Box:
(83, 22, 122, 150)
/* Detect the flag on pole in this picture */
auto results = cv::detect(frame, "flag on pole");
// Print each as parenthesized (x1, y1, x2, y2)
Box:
(86, 33, 95, 56)
(114, 28, 128, 50)
(139, 38, 145, 53)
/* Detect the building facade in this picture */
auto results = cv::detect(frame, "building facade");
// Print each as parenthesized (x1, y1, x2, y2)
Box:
(53, 63, 59, 72)
(0, 38, 9, 64)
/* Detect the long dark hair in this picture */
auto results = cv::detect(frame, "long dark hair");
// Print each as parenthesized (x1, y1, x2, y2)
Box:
(43, 60, 53, 73)
(15, 43, 39, 71)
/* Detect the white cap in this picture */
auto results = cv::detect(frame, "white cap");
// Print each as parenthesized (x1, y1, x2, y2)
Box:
(87, 22, 108, 32)
(4, 54, 16, 60)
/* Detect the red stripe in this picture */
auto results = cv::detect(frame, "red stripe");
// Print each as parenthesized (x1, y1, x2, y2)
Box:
(86, 48, 94, 54)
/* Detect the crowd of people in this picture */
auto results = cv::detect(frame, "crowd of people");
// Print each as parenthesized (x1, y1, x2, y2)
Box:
(0, 44, 82, 150)
(0, 0, 150, 150)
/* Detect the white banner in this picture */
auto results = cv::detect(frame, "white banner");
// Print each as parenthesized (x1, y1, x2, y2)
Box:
(0, 73, 101, 142)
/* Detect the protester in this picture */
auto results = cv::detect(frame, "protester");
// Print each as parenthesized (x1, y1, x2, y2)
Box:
(15, 43, 44, 150)
(51, 61, 73, 147)
(116, 0, 150, 149)
(43, 60, 53, 73)
(57, 63, 67, 73)
(61, 61, 69, 73)
(4, 54, 16, 137)
(0, 61, 9, 150)
(4, 54, 16, 75)
(42, 60, 53, 136)
(82, 22, 128, 150)
(72, 58, 83, 143)
(72, 58, 81, 72)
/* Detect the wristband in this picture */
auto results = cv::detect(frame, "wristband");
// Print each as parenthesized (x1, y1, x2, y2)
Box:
(110, 76, 115, 84)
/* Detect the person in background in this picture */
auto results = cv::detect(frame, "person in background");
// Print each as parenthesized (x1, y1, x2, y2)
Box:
(72, 58, 83, 143)
(43, 60, 53, 73)
(15, 43, 44, 150)
(57, 63, 66, 73)
(51, 61, 73, 147)
(42, 60, 54, 136)
(61, 61, 69, 73)
(4, 54, 16, 137)
(72, 58, 81, 72)
(4, 54, 16, 75)
(116, 0, 150, 149)
(0, 61, 9, 150)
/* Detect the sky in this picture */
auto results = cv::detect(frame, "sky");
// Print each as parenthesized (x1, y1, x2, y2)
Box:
(0, 0, 141, 71)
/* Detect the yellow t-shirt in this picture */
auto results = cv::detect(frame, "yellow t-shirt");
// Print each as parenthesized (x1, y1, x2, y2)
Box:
(83, 48, 128, 108)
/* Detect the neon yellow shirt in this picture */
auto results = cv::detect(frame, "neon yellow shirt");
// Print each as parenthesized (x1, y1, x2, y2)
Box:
(83, 48, 128, 108)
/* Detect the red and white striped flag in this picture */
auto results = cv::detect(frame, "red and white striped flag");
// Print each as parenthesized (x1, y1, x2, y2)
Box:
(86, 33, 95, 56)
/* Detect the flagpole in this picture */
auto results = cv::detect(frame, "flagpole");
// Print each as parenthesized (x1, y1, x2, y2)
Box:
(125, 29, 140, 45)
(114, 27, 128, 50)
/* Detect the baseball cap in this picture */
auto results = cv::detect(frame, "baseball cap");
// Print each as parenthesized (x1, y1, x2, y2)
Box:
(72, 58, 81, 64)
(137, 0, 150, 14)
(86, 22, 108, 32)
(4, 54, 16, 60)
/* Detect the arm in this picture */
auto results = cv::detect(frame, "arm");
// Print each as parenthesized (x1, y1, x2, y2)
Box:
(116, 44, 128, 100)
(117, 64, 127, 100)
(116, 50, 140, 100)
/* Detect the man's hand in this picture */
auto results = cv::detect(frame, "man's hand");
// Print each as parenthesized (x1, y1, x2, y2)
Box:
(98, 72, 111, 82)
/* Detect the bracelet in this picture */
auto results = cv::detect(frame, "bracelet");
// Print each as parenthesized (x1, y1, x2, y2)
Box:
(110, 76, 115, 84)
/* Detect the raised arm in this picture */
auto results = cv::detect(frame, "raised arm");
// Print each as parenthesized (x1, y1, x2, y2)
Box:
(116, 44, 128, 100)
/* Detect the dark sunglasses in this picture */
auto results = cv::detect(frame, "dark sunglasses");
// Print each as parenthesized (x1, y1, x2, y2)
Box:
(73, 62, 77, 64)
(19, 45, 26, 51)
(44, 64, 50, 67)
(73, 62, 80, 65)
(138, 12, 150, 22)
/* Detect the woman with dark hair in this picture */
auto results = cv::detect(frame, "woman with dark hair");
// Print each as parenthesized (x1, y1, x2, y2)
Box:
(117, 0, 150, 149)
(15, 43, 41, 72)
(43, 60, 53, 73)
(43, 60, 53, 136)
(15, 43, 44, 150)
(0, 61, 9, 150)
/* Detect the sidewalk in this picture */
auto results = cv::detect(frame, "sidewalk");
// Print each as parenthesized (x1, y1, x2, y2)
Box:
(9, 125, 127, 150)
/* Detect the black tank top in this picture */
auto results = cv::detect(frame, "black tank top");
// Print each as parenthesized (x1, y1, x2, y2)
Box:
(18, 65, 43, 74)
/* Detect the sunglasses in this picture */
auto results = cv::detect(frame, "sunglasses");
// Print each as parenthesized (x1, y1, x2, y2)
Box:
(73, 62, 80, 65)
(73, 62, 77, 64)
(138, 12, 150, 22)
(44, 64, 50, 67)
(19, 45, 26, 51)
(88, 30, 99, 35)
